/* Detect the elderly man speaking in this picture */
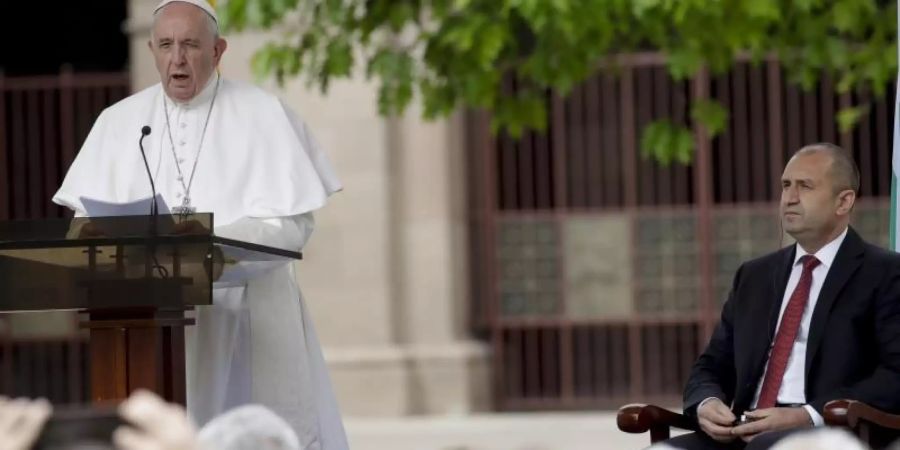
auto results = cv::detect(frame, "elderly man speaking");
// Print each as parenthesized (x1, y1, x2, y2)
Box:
(52, 1, 347, 449)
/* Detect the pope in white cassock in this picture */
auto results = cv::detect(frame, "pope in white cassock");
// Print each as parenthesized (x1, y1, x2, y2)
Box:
(51, 1, 348, 449)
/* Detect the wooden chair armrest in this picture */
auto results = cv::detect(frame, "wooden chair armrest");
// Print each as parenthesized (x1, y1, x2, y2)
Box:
(824, 399, 852, 427)
(617, 403, 697, 443)
(825, 399, 900, 430)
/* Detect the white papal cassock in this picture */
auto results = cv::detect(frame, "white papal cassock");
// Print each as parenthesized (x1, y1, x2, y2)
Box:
(52, 74, 347, 450)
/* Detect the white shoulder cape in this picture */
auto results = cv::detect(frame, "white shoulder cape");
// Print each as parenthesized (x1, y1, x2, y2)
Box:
(53, 79, 341, 225)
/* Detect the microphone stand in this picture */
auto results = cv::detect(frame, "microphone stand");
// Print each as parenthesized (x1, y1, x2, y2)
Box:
(139, 126, 158, 236)
(138, 126, 165, 278)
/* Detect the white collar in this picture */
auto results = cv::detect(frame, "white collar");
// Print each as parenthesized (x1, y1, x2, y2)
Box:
(164, 72, 218, 109)
(794, 227, 848, 269)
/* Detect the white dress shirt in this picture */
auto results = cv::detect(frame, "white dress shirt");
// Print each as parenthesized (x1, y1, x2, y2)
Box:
(751, 227, 848, 425)
(700, 228, 848, 427)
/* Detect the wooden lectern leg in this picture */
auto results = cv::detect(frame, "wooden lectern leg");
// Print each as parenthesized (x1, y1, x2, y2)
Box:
(82, 309, 193, 406)
(89, 328, 128, 403)
(127, 327, 163, 394)
(163, 326, 187, 405)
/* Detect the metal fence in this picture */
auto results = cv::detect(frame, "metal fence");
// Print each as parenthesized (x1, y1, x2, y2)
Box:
(467, 53, 895, 410)
(0, 70, 130, 220)
(0, 338, 90, 403)
(0, 70, 129, 403)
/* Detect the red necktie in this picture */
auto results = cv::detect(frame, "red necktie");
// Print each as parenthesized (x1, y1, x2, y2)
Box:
(756, 255, 820, 408)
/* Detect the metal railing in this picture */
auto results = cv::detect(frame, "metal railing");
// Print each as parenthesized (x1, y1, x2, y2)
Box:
(0, 69, 129, 403)
(0, 69, 130, 220)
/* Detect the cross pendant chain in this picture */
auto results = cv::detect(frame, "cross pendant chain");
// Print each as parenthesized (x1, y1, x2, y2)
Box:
(162, 74, 220, 218)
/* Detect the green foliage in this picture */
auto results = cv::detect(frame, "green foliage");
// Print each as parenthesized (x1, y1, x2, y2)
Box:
(221, 0, 897, 165)
(837, 104, 870, 133)
(641, 120, 695, 166)
(691, 99, 728, 136)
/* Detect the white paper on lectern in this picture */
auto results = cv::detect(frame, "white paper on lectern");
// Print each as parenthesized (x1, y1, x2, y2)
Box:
(79, 194, 170, 217)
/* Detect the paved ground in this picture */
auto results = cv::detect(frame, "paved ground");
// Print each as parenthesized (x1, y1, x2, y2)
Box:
(344, 411, 681, 450)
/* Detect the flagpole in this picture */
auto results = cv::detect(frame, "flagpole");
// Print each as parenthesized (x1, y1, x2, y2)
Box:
(890, 0, 900, 251)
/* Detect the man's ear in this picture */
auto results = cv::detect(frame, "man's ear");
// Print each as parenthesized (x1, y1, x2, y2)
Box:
(213, 38, 228, 64)
(836, 189, 857, 215)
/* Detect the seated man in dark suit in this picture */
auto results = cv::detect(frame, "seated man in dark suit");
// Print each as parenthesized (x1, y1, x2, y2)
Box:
(665, 143, 900, 449)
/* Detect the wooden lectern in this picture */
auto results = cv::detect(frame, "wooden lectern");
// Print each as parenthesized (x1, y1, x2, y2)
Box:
(0, 213, 300, 405)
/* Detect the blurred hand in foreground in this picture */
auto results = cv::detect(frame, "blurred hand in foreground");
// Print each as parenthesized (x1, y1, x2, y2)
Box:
(114, 389, 202, 450)
(0, 397, 51, 450)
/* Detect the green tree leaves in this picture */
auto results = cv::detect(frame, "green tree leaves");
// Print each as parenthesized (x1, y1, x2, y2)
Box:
(691, 99, 728, 137)
(641, 120, 695, 166)
(222, 0, 897, 164)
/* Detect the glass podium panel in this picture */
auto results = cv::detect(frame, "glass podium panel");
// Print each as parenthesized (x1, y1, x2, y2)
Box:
(0, 214, 301, 312)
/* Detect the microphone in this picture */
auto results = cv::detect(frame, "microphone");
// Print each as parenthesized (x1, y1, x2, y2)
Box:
(138, 125, 159, 219)
(139, 126, 168, 279)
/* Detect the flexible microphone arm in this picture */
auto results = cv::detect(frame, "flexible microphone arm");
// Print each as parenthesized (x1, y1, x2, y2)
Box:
(138, 126, 158, 218)
(138, 125, 168, 278)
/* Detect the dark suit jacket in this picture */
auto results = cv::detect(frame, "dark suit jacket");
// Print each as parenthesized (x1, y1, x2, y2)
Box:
(684, 227, 900, 418)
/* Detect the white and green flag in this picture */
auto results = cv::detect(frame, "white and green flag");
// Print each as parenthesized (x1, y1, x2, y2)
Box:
(893, 108, 899, 251)
(892, 1, 900, 251)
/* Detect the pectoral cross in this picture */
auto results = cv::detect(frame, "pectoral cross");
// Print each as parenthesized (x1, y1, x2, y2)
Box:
(172, 196, 196, 215)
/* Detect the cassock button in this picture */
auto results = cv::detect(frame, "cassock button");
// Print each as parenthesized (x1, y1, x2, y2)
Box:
(179, 140, 186, 146)
(180, 123, 187, 129)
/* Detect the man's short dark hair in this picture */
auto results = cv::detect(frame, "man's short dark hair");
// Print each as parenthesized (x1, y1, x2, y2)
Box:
(795, 143, 860, 194)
